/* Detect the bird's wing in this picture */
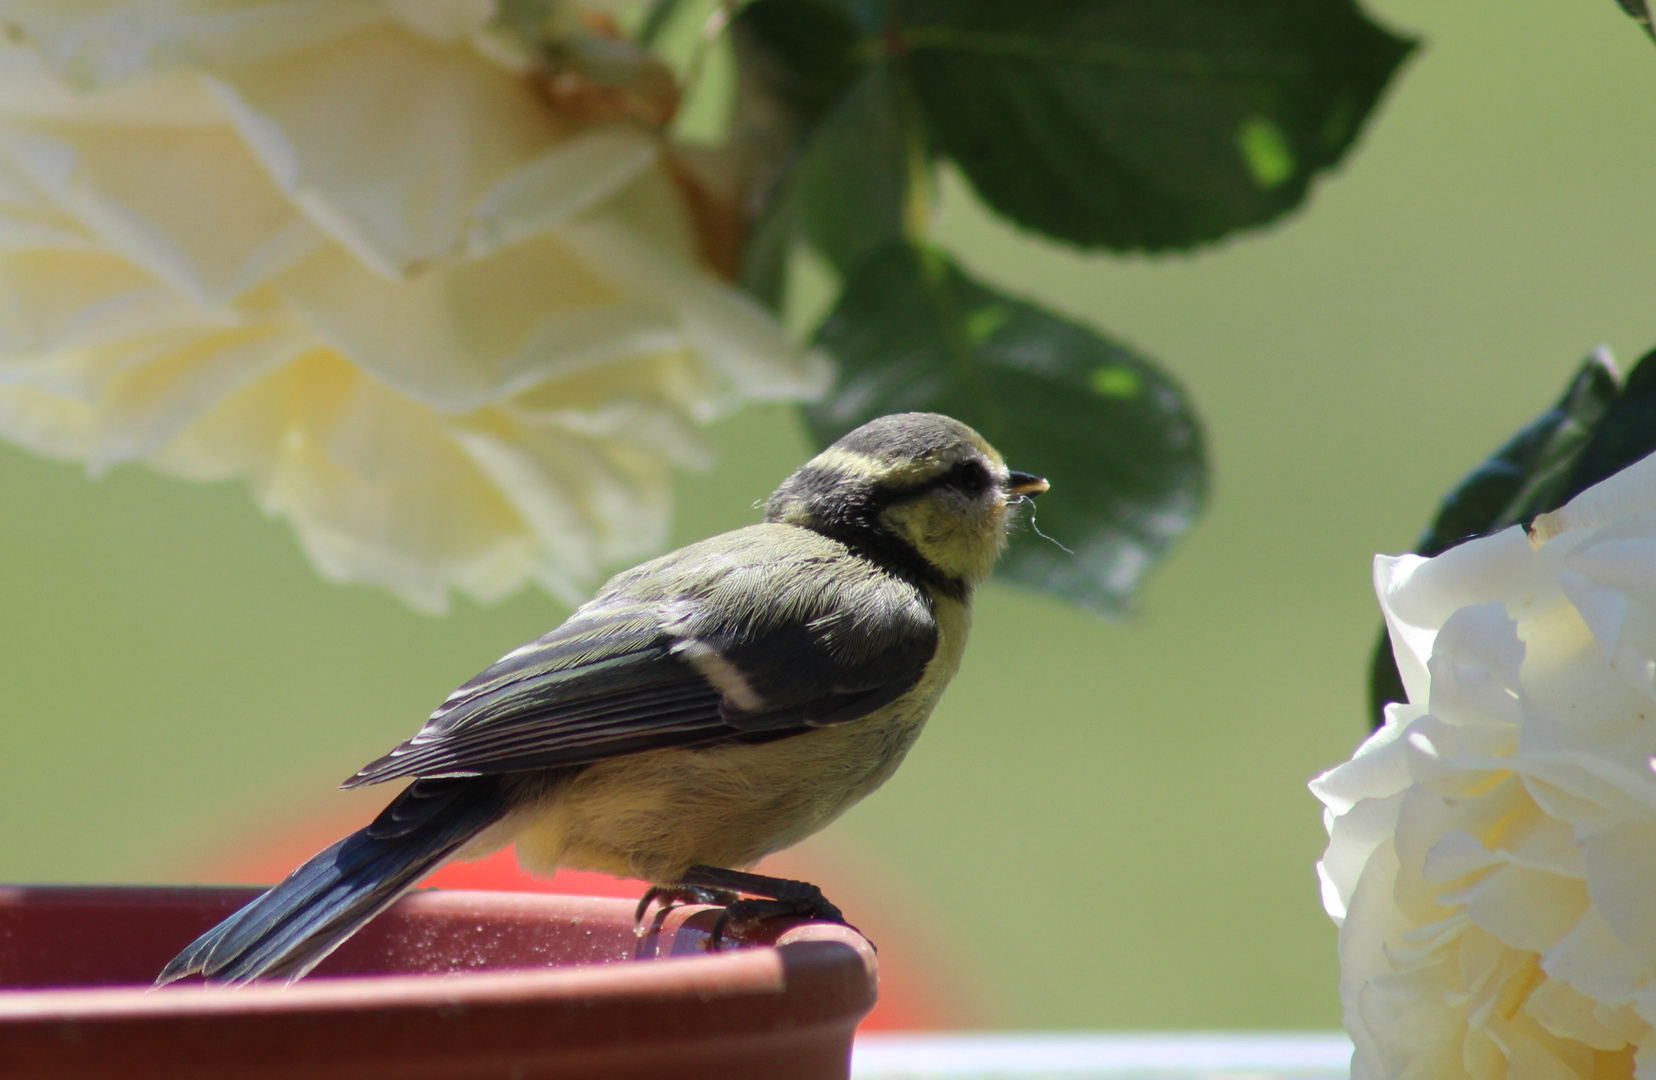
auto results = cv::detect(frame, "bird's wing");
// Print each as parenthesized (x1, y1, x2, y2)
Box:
(346, 526, 938, 788)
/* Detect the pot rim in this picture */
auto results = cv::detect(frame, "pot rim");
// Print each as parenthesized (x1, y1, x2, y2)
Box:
(0, 885, 877, 1023)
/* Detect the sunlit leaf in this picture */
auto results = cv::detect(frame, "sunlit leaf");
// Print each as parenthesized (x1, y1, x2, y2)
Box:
(898, 0, 1415, 250)
(737, 0, 1415, 260)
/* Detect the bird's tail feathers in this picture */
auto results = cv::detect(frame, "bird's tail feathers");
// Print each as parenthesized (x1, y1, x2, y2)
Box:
(156, 777, 508, 986)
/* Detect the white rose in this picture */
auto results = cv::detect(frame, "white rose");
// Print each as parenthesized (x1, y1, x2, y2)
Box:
(0, 0, 828, 611)
(1312, 450, 1656, 1080)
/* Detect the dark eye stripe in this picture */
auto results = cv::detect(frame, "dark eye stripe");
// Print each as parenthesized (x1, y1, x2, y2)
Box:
(874, 458, 992, 507)
(948, 459, 991, 496)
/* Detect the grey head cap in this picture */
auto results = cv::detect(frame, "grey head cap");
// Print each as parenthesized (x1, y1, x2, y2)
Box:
(763, 413, 1002, 533)
(820, 412, 995, 468)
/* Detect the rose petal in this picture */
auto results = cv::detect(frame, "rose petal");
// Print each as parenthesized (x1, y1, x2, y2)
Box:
(466, 126, 660, 259)
(0, 247, 209, 360)
(276, 236, 701, 410)
(0, 1, 825, 616)
(0, 120, 320, 305)
(0, 378, 94, 456)
(1422, 831, 1502, 886)
(1319, 791, 1407, 922)
(255, 355, 554, 612)
(83, 320, 307, 467)
(1311, 709, 1418, 815)
(206, 20, 570, 276)
(558, 207, 835, 415)
(381, 0, 495, 45)
(1545, 907, 1649, 1007)
(1581, 821, 1656, 971)
(0, 1, 379, 89)
(1454, 864, 1588, 955)
(1535, 451, 1656, 547)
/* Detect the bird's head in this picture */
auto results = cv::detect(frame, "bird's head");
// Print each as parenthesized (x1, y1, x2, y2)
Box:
(765, 413, 1049, 593)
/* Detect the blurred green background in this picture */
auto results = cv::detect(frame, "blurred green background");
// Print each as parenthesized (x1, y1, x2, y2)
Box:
(6, 0, 1656, 1030)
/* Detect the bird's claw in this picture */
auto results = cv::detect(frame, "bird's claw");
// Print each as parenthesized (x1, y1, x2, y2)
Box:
(633, 884, 738, 930)
(708, 886, 847, 949)
(654, 866, 858, 950)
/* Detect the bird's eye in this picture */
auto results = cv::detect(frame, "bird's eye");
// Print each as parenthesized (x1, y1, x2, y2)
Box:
(947, 460, 991, 497)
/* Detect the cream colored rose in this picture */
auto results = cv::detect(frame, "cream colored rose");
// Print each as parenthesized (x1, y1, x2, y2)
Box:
(0, 1, 828, 611)
(1312, 451, 1656, 1080)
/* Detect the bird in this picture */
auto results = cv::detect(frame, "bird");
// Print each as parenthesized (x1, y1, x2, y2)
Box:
(156, 411, 1049, 985)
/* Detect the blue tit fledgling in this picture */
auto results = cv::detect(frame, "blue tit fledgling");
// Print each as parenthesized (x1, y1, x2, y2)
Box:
(158, 412, 1049, 985)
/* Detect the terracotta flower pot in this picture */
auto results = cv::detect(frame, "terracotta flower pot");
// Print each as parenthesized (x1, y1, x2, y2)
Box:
(0, 886, 876, 1079)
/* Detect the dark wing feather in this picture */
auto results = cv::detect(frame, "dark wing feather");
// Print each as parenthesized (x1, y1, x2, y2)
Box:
(158, 777, 508, 985)
(346, 614, 726, 785)
(346, 525, 939, 789)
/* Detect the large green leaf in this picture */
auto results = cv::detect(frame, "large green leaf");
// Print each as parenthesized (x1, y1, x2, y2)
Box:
(733, 0, 906, 307)
(808, 242, 1205, 613)
(735, 0, 1415, 261)
(739, 56, 911, 305)
(732, 0, 869, 124)
(899, 0, 1416, 251)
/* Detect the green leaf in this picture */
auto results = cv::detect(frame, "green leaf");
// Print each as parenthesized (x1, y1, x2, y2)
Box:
(732, 0, 1415, 300)
(1367, 350, 1622, 728)
(778, 59, 912, 275)
(1615, 0, 1656, 44)
(1412, 350, 1619, 560)
(638, 0, 693, 45)
(808, 242, 1206, 614)
(734, 1, 910, 307)
(732, 0, 869, 126)
(896, 0, 1417, 251)
(1560, 345, 1656, 495)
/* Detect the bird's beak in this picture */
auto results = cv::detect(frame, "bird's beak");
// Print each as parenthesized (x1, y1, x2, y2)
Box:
(1007, 470, 1049, 497)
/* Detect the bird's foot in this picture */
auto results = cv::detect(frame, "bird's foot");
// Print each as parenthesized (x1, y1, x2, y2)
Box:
(676, 865, 851, 949)
(633, 884, 738, 932)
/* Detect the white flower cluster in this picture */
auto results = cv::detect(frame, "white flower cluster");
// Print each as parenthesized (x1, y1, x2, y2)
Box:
(1314, 451, 1656, 1080)
(0, 0, 827, 611)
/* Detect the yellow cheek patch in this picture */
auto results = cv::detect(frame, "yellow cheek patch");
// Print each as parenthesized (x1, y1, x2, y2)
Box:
(878, 497, 1006, 586)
